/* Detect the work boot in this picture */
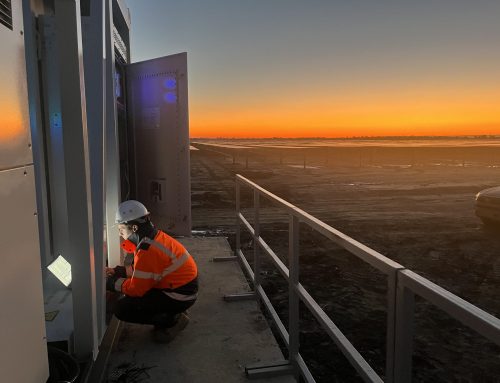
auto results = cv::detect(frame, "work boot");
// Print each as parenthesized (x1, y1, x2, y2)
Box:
(153, 313, 190, 344)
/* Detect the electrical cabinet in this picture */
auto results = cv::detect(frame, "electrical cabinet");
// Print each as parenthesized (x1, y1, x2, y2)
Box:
(0, 0, 49, 381)
(126, 53, 191, 236)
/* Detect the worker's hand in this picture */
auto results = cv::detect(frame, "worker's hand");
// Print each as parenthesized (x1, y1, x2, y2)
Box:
(106, 274, 118, 292)
(105, 267, 115, 277)
(113, 266, 127, 278)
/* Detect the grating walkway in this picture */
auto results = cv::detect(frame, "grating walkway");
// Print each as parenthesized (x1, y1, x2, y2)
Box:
(104, 237, 294, 383)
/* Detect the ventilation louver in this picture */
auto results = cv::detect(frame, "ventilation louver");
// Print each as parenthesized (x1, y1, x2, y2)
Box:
(0, 0, 13, 30)
(113, 26, 128, 63)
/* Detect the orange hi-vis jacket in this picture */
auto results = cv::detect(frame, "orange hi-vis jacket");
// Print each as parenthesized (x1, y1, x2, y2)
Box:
(114, 230, 197, 298)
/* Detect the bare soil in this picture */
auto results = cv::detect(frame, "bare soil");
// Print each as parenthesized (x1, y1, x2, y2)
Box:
(190, 143, 500, 383)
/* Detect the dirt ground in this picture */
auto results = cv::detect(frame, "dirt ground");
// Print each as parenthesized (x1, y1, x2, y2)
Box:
(189, 143, 500, 383)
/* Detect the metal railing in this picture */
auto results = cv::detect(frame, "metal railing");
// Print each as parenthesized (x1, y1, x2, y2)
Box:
(228, 174, 500, 382)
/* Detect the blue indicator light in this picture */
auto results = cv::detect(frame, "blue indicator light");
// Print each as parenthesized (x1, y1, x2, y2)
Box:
(164, 78, 177, 89)
(164, 92, 177, 103)
(50, 112, 63, 145)
(51, 113, 62, 130)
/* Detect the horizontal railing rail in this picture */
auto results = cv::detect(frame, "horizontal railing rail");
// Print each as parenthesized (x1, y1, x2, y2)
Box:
(233, 174, 500, 383)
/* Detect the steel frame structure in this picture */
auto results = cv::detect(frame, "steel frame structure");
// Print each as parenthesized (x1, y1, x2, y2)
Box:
(231, 174, 500, 382)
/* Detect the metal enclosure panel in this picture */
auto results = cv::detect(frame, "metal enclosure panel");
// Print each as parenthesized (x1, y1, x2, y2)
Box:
(0, 166, 49, 383)
(126, 53, 191, 236)
(82, 4, 107, 341)
(54, 0, 98, 359)
(39, 16, 70, 261)
(0, 0, 32, 169)
(22, 0, 52, 269)
(105, 0, 122, 268)
(0, 2, 48, 381)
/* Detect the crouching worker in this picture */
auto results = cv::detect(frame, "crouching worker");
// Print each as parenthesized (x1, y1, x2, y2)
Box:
(106, 200, 198, 343)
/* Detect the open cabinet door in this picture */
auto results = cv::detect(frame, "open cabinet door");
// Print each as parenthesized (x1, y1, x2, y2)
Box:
(126, 52, 191, 236)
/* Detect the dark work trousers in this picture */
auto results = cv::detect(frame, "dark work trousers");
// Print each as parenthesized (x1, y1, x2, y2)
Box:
(113, 289, 195, 328)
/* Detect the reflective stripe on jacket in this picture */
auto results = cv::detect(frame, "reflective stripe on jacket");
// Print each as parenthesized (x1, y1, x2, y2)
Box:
(116, 230, 198, 297)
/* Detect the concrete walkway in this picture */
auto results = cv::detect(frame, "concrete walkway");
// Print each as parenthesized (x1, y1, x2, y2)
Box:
(105, 237, 294, 382)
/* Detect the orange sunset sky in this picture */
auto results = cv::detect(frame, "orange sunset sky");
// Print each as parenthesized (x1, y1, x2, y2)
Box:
(128, 1, 500, 138)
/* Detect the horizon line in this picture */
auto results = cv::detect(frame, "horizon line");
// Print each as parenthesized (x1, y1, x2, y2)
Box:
(190, 134, 500, 140)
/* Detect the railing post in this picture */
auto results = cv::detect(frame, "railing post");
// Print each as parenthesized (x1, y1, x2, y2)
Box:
(393, 275, 415, 382)
(253, 190, 260, 288)
(235, 181, 241, 257)
(289, 214, 300, 380)
(385, 270, 398, 383)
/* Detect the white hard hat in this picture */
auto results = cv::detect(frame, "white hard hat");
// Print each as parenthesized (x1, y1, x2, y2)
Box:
(115, 200, 150, 224)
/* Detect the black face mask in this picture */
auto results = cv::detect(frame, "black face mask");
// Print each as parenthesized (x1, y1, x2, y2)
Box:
(138, 220, 157, 239)
(128, 232, 140, 245)
(127, 220, 157, 245)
